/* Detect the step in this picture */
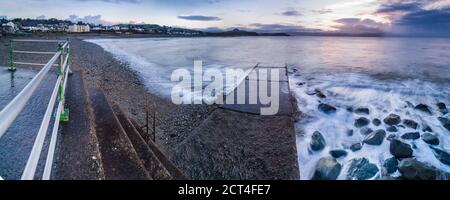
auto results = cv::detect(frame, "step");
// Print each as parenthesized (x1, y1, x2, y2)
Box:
(87, 86, 151, 180)
(112, 103, 186, 180)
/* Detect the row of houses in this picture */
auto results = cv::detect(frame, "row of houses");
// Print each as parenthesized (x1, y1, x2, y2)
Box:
(1, 19, 204, 36)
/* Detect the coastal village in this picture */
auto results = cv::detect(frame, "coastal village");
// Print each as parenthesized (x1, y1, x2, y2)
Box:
(0, 16, 204, 36)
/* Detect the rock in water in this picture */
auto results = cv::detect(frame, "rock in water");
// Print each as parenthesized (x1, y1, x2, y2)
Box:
(398, 159, 437, 180)
(360, 127, 373, 135)
(401, 132, 420, 140)
(310, 131, 326, 151)
(438, 117, 450, 132)
(387, 134, 397, 141)
(437, 102, 448, 114)
(422, 133, 439, 145)
(384, 114, 401, 126)
(350, 143, 362, 152)
(372, 119, 381, 126)
(355, 108, 370, 115)
(390, 139, 413, 158)
(347, 158, 379, 180)
(364, 130, 386, 145)
(346, 129, 354, 137)
(330, 150, 348, 158)
(312, 157, 342, 180)
(318, 103, 336, 114)
(415, 104, 432, 115)
(422, 124, 433, 132)
(355, 117, 370, 128)
(403, 119, 418, 129)
(384, 157, 399, 174)
(386, 126, 398, 132)
(430, 147, 450, 166)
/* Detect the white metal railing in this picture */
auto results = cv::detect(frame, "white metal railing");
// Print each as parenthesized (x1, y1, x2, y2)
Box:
(0, 39, 71, 180)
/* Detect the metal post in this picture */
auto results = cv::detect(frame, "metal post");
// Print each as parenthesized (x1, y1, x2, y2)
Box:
(8, 39, 16, 72)
(59, 43, 70, 123)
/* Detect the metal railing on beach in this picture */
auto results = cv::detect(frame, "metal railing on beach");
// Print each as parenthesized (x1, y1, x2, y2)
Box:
(0, 39, 71, 180)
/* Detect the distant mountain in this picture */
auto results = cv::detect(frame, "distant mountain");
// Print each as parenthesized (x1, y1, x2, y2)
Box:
(206, 28, 289, 37)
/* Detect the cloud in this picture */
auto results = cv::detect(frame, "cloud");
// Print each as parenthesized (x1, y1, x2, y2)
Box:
(280, 10, 302, 16)
(36, 15, 46, 20)
(311, 8, 333, 14)
(74, 0, 141, 3)
(178, 15, 222, 21)
(333, 18, 389, 34)
(66, 14, 114, 25)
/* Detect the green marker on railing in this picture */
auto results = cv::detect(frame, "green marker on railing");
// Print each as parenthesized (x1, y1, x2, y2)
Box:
(8, 39, 16, 72)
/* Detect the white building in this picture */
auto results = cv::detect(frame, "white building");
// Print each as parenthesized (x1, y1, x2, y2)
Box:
(67, 24, 90, 33)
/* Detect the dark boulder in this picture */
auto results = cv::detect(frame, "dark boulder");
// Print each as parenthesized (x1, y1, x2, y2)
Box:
(347, 158, 379, 180)
(296, 82, 306, 86)
(315, 89, 327, 98)
(414, 104, 432, 115)
(312, 157, 342, 180)
(398, 158, 437, 180)
(387, 134, 397, 141)
(422, 133, 439, 145)
(318, 103, 337, 114)
(437, 102, 448, 114)
(422, 125, 433, 132)
(350, 143, 363, 152)
(386, 126, 398, 132)
(355, 108, 370, 115)
(364, 130, 386, 145)
(430, 147, 450, 166)
(403, 119, 418, 129)
(360, 127, 373, 135)
(355, 117, 370, 128)
(390, 139, 413, 159)
(401, 132, 420, 140)
(310, 131, 326, 151)
(330, 150, 348, 158)
(384, 114, 401, 126)
(384, 157, 399, 174)
(372, 118, 381, 126)
(438, 117, 450, 132)
(346, 129, 354, 137)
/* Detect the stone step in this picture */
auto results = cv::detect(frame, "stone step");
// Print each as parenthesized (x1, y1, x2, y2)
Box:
(112, 103, 186, 180)
(87, 86, 151, 180)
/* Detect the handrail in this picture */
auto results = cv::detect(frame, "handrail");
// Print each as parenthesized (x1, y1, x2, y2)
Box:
(0, 39, 71, 180)
(21, 45, 70, 180)
(0, 51, 61, 138)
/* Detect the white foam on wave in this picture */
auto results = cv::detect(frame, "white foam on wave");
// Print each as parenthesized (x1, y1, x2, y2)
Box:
(290, 71, 450, 180)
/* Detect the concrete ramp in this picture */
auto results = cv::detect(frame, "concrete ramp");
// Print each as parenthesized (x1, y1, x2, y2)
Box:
(171, 64, 300, 180)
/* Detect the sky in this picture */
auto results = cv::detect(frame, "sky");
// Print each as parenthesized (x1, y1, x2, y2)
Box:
(1, 0, 450, 36)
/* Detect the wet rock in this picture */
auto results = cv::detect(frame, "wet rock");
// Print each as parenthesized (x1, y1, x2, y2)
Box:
(350, 143, 363, 152)
(384, 114, 401, 126)
(310, 131, 326, 152)
(401, 132, 420, 140)
(346, 107, 354, 112)
(360, 127, 373, 135)
(355, 108, 370, 115)
(384, 157, 399, 174)
(430, 147, 450, 166)
(346, 129, 354, 137)
(318, 103, 337, 114)
(398, 158, 437, 180)
(422, 125, 433, 132)
(386, 126, 398, 132)
(355, 117, 370, 128)
(422, 133, 439, 145)
(403, 119, 418, 129)
(438, 117, 450, 132)
(330, 150, 348, 158)
(315, 89, 327, 98)
(296, 82, 306, 86)
(415, 104, 432, 115)
(372, 118, 381, 126)
(390, 139, 413, 159)
(312, 157, 342, 180)
(347, 158, 379, 180)
(364, 130, 386, 145)
(437, 102, 448, 114)
(387, 134, 397, 141)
